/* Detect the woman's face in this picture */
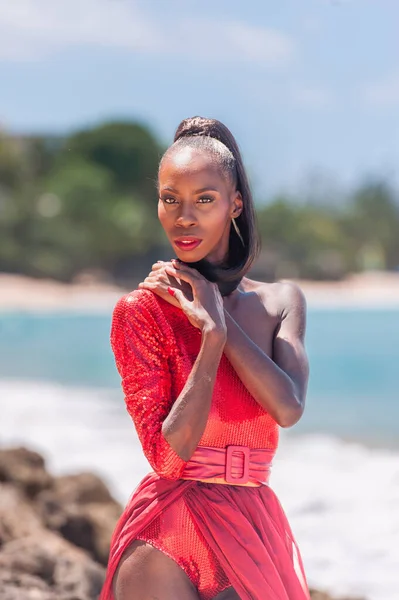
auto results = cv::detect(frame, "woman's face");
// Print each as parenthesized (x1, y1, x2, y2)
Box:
(158, 147, 242, 264)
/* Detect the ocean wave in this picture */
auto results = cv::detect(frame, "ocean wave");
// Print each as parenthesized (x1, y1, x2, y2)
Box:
(1, 379, 397, 600)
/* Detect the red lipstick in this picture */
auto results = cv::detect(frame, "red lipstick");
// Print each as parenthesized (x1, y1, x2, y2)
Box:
(174, 237, 202, 251)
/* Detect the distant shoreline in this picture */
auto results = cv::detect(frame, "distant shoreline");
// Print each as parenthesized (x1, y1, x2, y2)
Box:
(1, 270, 399, 312)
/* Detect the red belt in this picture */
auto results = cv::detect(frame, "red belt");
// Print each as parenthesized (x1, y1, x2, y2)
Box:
(180, 445, 274, 487)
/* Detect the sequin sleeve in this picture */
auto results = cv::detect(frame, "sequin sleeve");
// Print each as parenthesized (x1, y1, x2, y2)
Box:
(110, 290, 188, 480)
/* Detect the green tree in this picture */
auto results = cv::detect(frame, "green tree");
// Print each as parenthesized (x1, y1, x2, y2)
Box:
(60, 121, 162, 196)
(341, 180, 399, 270)
(0, 132, 23, 190)
(256, 198, 347, 280)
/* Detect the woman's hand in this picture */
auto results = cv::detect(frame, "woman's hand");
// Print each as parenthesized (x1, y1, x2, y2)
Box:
(139, 260, 226, 337)
(138, 260, 189, 309)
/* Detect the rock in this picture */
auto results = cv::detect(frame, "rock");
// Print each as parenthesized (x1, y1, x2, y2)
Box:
(0, 484, 44, 546)
(0, 447, 52, 498)
(0, 531, 105, 600)
(0, 571, 57, 600)
(36, 474, 122, 565)
(0, 449, 110, 599)
(49, 473, 118, 505)
(73, 501, 122, 565)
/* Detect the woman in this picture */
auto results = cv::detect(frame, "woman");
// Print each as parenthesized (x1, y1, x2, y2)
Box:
(100, 116, 310, 600)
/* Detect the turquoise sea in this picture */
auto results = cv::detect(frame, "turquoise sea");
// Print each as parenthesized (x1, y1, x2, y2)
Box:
(1, 307, 398, 447)
(0, 306, 398, 600)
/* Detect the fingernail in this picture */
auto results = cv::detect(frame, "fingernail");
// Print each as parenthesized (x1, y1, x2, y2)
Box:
(167, 287, 175, 297)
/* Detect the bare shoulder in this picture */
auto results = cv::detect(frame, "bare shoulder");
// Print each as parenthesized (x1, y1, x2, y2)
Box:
(242, 277, 307, 319)
(274, 280, 307, 319)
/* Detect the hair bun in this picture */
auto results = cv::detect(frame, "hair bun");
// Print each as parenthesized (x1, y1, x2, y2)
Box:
(174, 116, 208, 140)
(174, 116, 232, 153)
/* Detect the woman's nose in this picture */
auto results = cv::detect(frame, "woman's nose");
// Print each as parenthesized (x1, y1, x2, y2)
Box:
(175, 207, 197, 228)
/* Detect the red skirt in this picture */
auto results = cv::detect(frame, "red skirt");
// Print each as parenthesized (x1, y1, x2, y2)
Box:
(100, 472, 310, 600)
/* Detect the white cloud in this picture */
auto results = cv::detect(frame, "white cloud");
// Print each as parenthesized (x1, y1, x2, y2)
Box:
(364, 73, 399, 106)
(0, 0, 295, 67)
(0, 0, 158, 61)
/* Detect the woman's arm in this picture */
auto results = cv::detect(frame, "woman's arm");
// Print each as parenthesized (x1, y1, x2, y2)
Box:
(160, 271, 227, 459)
(162, 328, 225, 460)
(223, 282, 309, 428)
(113, 281, 226, 480)
(139, 261, 309, 428)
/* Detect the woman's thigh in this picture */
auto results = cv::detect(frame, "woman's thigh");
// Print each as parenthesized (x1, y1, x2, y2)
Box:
(212, 587, 241, 600)
(113, 540, 200, 600)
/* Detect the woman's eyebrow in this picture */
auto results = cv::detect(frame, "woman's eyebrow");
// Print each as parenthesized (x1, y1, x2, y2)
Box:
(161, 186, 218, 194)
(194, 187, 218, 194)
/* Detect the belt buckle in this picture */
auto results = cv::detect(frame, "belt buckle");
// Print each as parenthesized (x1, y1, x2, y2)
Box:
(225, 445, 250, 484)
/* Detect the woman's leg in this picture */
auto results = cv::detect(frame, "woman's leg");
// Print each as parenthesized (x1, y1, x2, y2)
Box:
(113, 540, 200, 600)
(212, 587, 241, 600)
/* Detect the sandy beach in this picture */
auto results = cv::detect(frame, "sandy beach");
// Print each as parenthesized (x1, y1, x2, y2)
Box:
(1, 271, 399, 312)
(292, 271, 399, 308)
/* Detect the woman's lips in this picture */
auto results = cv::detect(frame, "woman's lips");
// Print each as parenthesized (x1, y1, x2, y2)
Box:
(174, 237, 203, 251)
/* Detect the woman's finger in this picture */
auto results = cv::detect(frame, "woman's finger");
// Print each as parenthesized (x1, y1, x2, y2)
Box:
(151, 261, 169, 271)
(139, 281, 182, 309)
(171, 260, 205, 279)
(145, 265, 177, 282)
(139, 280, 161, 290)
(168, 286, 191, 312)
(165, 266, 203, 285)
(148, 273, 184, 291)
(145, 272, 169, 283)
(142, 271, 174, 287)
(164, 269, 199, 294)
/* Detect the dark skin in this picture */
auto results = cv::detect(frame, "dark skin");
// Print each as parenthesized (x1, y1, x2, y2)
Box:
(114, 147, 309, 600)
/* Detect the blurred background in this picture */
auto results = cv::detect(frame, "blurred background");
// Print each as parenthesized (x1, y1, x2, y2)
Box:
(0, 1, 398, 599)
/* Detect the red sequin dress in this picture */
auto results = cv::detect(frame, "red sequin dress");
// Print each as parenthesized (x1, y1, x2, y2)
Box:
(100, 289, 310, 600)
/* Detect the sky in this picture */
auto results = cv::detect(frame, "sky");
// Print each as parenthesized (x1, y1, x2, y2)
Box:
(0, 0, 398, 199)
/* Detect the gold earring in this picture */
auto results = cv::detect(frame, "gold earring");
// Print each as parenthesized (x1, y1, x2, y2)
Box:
(232, 217, 245, 247)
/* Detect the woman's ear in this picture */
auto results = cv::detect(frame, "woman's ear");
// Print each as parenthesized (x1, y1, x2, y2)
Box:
(231, 191, 243, 218)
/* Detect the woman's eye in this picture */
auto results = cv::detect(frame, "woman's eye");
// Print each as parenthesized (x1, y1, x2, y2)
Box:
(160, 196, 214, 205)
